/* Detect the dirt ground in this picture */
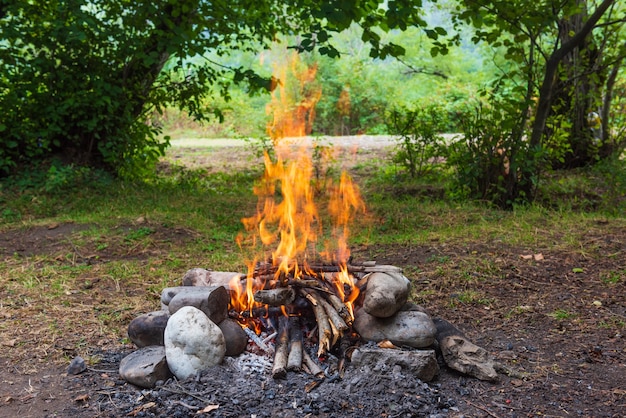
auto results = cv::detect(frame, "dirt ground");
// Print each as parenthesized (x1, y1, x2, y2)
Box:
(1, 140, 625, 417)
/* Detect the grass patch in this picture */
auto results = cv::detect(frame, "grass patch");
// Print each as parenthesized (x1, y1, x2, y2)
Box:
(1, 142, 626, 368)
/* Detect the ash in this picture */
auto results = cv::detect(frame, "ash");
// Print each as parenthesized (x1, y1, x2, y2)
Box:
(85, 350, 456, 417)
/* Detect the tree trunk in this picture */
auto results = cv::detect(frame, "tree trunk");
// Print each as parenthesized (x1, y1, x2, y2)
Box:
(527, 0, 615, 160)
(599, 57, 623, 157)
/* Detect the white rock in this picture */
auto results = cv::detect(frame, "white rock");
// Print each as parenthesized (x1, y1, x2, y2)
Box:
(164, 306, 226, 380)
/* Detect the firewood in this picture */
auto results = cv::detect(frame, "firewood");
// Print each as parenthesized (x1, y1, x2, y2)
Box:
(242, 326, 272, 354)
(286, 316, 303, 371)
(253, 263, 365, 278)
(302, 350, 324, 378)
(271, 315, 290, 379)
(299, 288, 331, 356)
(326, 293, 354, 325)
(316, 292, 349, 333)
(254, 287, 295, 306)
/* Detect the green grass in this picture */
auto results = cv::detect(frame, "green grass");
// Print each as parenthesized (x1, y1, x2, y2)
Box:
(1, 147, 625, 368)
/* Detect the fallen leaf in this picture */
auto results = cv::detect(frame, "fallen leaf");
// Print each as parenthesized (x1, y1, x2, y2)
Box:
(47, 223, 60, 230)
(520, 254, 533, 260)
(533, 253, 544, 261)
(592, 300, 602, 307)
(305, 380, 321, 393)
(1, 339, 16, 347)
(197, 404, 219, 414)
(127, 402, 156, 416)
(377, 340, 398, 349)
(73, 394, 89, 402)
(572, 267, 584, 273)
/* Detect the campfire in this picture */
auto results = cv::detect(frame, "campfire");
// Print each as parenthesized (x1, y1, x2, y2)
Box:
(117, 51, 501, 390)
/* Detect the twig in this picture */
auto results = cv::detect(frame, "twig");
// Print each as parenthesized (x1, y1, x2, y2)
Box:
(465, 400, 501, 418)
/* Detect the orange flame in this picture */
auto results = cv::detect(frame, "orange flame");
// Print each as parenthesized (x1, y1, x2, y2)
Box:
(234, 50, 365, 325)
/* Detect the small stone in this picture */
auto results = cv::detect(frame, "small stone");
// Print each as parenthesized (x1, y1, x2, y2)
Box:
(362, 272, 410, 318)
(128, 311, 170, 348)
(218, 318, 248, 357)
(119, 346, 171, 388)
(67, 356, 86, 375)
(354, 309, 437, 348)
(164, 306, 226, 380)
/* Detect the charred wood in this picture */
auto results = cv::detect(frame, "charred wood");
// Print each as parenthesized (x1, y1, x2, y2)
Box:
(286, 316, 303, 371)
(254, 287, 296, 306)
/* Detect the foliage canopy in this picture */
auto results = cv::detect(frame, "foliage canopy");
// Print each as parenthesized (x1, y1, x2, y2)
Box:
(0, 0, 428, 176)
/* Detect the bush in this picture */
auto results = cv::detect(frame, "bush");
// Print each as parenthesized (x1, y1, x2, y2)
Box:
(445, 98, 545, 209)
(386, 103, 448, 178)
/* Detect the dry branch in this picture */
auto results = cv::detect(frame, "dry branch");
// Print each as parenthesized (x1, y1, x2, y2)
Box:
(299, 288, 332, 356)
(286, 316, 303, 371)
(316, 292, 349, 334)
(271, 315, 290, 379)
(326, 293, 353, 326)
(302, 351, 324, 378)
(254, 287, 295, 306)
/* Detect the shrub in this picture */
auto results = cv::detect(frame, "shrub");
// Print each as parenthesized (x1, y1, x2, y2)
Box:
(385, 103, 448, 178)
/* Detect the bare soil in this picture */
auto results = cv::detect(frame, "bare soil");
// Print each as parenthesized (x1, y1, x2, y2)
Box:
(1, 139, 624, 417)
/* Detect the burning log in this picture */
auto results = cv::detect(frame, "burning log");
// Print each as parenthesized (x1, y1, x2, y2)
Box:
(271, 315, 290, 379)
(316, 292, 349, 334)
(242, 326, 272, 354)
(326, 293, 354, 326)
(254, 287, 296, 306)
(300, 289, 332, 357)
(253, 262, 366, 278)
(286, 316, 303, 371)
(298, 287, 350, 356)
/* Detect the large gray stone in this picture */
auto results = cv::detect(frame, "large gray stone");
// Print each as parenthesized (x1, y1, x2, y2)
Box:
(353, 309, 437, 348)
(119, 346, 171, 388)
(164, 306, 226, 380)
(362, 272, 410, 318)
(163, 286, 229, 324)
(128, 311, 170, 348)
(182, 268, 242, 288)
(350, 347, 439, 382)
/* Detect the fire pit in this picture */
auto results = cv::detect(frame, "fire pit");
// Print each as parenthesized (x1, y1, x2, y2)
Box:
(114, 51, 503, 415)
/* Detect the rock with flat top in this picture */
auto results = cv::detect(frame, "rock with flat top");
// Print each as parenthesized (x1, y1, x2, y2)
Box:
(353, 309, 436, 348)
(350, 347, 438, 382)
(362, 272, 410, 318)
(164, 306, 226, 380)
(119, 346, 171, 388)
(163, 286, 229, 324)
